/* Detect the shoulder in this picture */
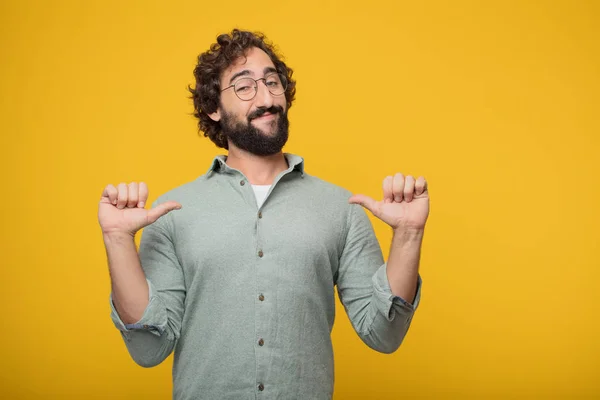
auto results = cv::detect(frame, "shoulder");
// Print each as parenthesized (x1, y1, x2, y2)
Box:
(151, 175, 212, 206)
(299, 173, 366, 224)
(300, 173, 353, 201)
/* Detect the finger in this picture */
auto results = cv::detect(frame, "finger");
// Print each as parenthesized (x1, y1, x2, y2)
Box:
(383, 176, 394, 203)
(138, 182, 149, 208)
(147, 201, 182, 223)
(116, 183, 128, 209)
(404, 175, 416, 202)
(349, 194, 378, 215)
(392, 173, 405, 203)
(101, 184, 118, 205)
(415, 176, 427, 196)
(127, 182, 139, 208)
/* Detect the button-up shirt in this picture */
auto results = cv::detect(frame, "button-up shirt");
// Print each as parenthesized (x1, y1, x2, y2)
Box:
(110, 153, 421, 399)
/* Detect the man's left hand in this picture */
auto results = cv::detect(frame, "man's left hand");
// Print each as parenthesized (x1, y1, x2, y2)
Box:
(349, 174, 430, 231)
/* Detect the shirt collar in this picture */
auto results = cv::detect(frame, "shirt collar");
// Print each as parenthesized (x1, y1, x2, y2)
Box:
(206, 153, 305, 177)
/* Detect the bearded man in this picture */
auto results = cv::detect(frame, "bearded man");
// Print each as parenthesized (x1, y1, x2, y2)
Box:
(98, 29, 429, 400)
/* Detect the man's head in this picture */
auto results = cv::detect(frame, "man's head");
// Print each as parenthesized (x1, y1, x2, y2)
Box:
(189, 29, 296, 155)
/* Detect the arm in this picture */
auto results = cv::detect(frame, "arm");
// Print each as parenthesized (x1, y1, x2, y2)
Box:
(99, 182, 183, 367)
(386, 228, 424, 304)
(336, 205, 421, 354)
(350, 173, 429, 305)
(344, 173, 429, 353)
(104, 232, 149, 324)
(109, 217, 187, 368)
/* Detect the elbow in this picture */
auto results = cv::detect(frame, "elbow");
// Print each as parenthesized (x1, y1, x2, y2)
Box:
(377, 338, 404, 354)
(131, 353, 166, 368)
(361, 329, 408, 354)
(123, 331, 174, 368)
(367, 337, 403, 355)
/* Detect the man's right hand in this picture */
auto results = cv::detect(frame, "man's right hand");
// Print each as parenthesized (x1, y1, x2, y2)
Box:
(98, 182, 182, 237)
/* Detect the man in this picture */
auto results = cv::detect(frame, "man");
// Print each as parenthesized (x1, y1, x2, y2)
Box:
(99, 29, 429, 399)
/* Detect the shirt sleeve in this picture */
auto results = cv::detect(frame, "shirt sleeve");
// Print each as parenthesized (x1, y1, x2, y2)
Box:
(108, 204, 186, 367)
(336, 204, 422, 354)
(109, 278, 167, 336)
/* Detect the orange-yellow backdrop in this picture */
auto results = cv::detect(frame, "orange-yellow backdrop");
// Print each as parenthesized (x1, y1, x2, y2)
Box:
(1, 0, 598, 398)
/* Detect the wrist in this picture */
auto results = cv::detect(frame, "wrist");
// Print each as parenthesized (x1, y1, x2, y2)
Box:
(103, 230, 136, 244)
(392, 227, 424, 244)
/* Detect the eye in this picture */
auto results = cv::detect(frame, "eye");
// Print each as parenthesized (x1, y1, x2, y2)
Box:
(236, 85, 252, 93)
(234, 78, 256, 94)
(265, 76, 281, 87)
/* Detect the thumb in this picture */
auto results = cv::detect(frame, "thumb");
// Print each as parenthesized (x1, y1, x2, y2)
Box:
(349, 194, 378, 214)
(147, 201, 182, 223)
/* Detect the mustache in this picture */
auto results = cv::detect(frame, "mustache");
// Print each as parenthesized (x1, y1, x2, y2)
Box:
(248, 106, 284, 121)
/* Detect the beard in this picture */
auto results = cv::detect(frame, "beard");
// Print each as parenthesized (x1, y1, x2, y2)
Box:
(220, 105, 289, 156)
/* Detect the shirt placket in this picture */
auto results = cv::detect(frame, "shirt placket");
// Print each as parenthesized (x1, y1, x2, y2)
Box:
(255, 205, 268, 396)
(231, 170, 272, 397)
(220, 160, 300, 397)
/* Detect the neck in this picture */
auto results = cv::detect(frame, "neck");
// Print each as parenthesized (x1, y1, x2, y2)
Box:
(225, 144, 288, 185)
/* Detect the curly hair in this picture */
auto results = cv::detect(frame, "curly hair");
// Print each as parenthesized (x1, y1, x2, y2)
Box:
(188, 29, 296, 149)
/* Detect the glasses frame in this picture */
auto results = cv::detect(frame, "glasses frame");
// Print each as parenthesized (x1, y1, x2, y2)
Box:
(221, 72, 288, 101)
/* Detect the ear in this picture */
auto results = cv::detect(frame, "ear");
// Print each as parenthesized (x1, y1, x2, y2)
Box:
(208, 108, 221, 122)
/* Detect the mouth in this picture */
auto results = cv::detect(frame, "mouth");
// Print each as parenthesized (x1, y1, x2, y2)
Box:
(249, 106, 284, 123)
(252, 112, 277, 122)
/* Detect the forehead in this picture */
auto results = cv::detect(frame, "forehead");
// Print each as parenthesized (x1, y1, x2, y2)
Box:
(221, 47, 276, 83)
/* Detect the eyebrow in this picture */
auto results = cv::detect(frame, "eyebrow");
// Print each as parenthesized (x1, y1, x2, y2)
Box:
(228, 67, 279, 85)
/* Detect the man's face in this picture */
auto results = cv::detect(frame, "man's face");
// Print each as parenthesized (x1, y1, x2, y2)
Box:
(210, 47, 289, 155)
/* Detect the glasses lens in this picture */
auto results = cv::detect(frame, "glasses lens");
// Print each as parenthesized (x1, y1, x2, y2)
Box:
(265, 73, 287, 96)
(234, 78, 257, 100)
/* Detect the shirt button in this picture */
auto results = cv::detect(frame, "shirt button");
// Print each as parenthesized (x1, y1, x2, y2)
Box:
(258, 250, 264, 258)
(258, 338, 264, 346)
(258, 383, 264, 391)
(240, 180, 245, 186)
(258, 211, 263, 218)
(258, 294, 265, 301)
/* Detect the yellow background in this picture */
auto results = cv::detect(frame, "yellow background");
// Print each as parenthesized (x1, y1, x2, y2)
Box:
(1, 0, 598, 398)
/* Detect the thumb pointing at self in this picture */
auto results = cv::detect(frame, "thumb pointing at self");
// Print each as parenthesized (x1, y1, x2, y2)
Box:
(349, 194, 378, 216)
(147, 201, 183, 224)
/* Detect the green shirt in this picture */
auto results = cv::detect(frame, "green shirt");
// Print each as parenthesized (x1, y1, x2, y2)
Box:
(110, 153, 421, 399)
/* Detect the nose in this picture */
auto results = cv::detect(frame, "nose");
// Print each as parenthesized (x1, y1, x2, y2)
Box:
(253, 79, 274, 108)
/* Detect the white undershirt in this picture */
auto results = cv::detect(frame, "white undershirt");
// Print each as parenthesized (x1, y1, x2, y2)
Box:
(251, 185, 272, 208)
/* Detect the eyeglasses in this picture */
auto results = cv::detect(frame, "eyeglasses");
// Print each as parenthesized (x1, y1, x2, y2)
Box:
(221, 73, 288, 101)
